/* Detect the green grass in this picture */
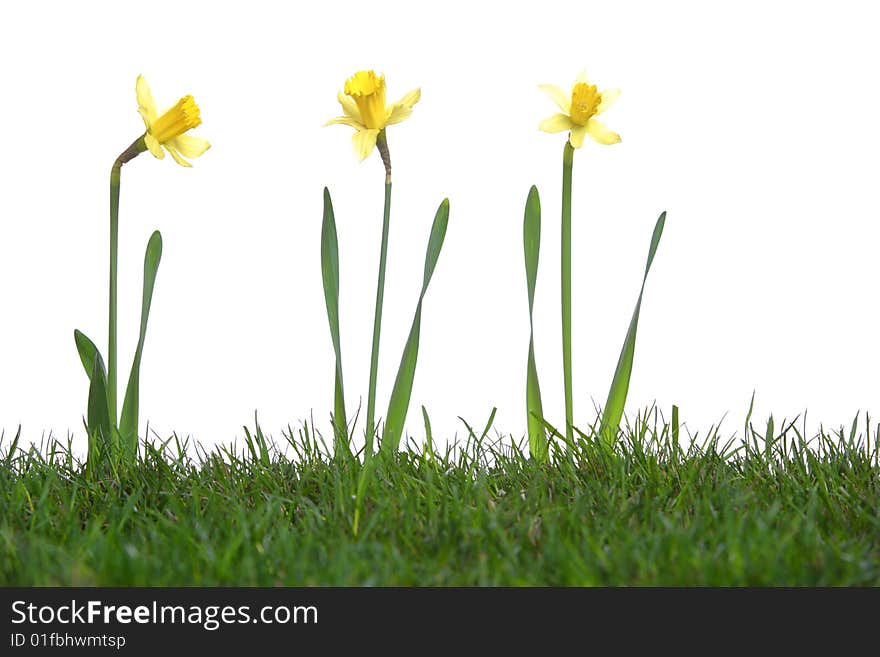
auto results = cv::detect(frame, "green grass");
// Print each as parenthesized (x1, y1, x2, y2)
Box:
(1, 409, 878, 586)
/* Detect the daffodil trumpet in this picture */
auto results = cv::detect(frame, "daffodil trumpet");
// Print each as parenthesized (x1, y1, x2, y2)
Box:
(75, 75, 208, 468)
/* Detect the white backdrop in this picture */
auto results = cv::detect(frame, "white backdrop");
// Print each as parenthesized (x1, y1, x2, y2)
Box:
(1, 0, 878, 453)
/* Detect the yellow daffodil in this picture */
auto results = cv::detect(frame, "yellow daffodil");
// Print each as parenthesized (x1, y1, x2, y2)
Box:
(539, 71, 621, 148)
(136, 75, 210, 167)
(326, 70, 421, 161)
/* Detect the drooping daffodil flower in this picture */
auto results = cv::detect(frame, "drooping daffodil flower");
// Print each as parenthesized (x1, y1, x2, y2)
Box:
(136, 75, 210, 167)
(539, 71, 621, 148)
(326, 70, 421, 161)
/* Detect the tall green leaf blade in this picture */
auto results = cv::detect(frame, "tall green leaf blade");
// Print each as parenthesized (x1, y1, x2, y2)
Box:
(87, 352, 112, 449)
(74, 329, 100, 380)
(381, 198, 450, 454)
(600, 211, 667, 445)
(523, 185, 547, 462)
(321, 188, 349, 457)
(119, 230, 163, 460)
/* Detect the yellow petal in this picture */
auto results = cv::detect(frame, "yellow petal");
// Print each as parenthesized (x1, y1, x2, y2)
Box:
(385, 103, 413, 126)
(394, 88, 421, 110)
(352, 128, 380, 162)
(597, 88, 620, 114)
(144, 134, 164, 159)
(325, 116, 365, 130)
(164, 144, 192, 167)
(136, 75, 157, 128)
(539, 113, 575, 133)
(586, 119, 621, 145)
(575, 69, 590, 84)
(169, 134, 211, 159)
(569, 125, 587, 149)
(338, 91, 361, 121)
(538, 84, 571, 114)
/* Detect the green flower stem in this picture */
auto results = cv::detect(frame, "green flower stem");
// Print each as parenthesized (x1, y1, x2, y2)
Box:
(561, 140, 575, 449)
(108, 136, 147, 424)
(365, 130, 392, 455)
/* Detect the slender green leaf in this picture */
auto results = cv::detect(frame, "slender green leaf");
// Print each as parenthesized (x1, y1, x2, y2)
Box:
(600, 211, 667, 445)
(321, 188, 349, 458)
(523, 185, 547, 462)
(74, 329, 100, 380)
(77, 333, 115, 470)
(421, 405, 434, 461)
(87, 352, 112, 449)
(744, 390, 756, 442)
(381, 198, 450, 454)
(479, 407, 498, 443)
(671, 404, 680, 446)
(119, 230, 163, 460)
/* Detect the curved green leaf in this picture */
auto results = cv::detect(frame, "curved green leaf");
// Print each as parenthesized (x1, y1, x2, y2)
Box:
(600, 211, 667, 445)
(421, 405, 434, 461)
(321, 188, 349, 458)
(523, 185, 547, 462)
(381, 198, 450, 454)
(119, 230, 163, 460)
(74, 329, 100, 380)
(87, 351, 112, 449)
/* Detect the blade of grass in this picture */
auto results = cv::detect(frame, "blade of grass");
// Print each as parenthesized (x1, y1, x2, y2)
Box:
(479, 407, 498, 443)
(381, 198, 450, 455)
(119, 230, 163, 462)
(600, 211, 667, 445)
(672, 404, 680, 447)
(422, 405, 434, 461)
(523, 185, 547, 462)
(745, 390, 756, 444)
(321, 188, 349, 459)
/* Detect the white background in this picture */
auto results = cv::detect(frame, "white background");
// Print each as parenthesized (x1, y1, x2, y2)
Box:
(1, 0, 878, 454)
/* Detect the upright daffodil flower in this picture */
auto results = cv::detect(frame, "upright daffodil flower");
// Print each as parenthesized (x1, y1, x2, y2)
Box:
(136, 75, 210, 167)
(322, 69, 422, 465)
(326, 70, 421, 163)
(539, 71, 621, 148)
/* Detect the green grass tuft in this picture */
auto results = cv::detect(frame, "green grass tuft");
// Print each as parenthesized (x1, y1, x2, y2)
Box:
(1, 411, 878, 586)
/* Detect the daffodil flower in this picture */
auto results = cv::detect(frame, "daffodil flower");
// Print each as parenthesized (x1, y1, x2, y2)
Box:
(326, 70, 420, 162)
(539, 71, 621, 148)
(136, 75, 210, 167)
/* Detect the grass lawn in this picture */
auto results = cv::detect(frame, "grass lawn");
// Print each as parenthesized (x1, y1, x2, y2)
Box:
(1, 411, 878, 586)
